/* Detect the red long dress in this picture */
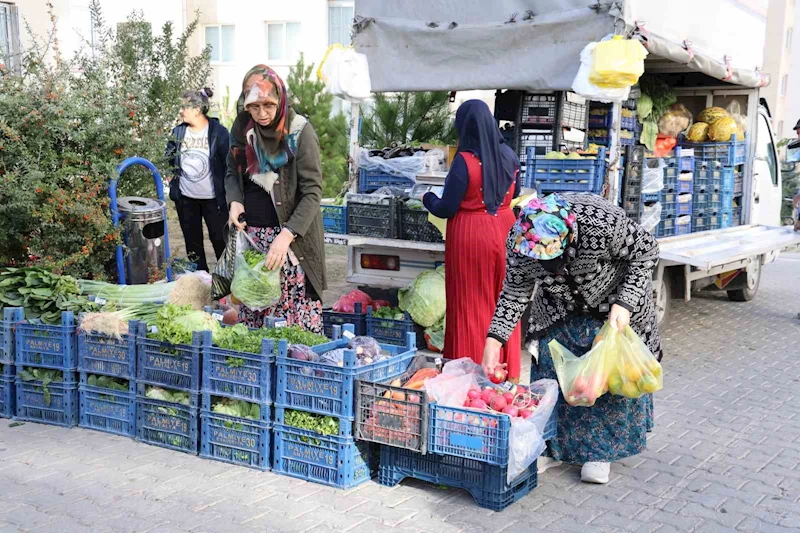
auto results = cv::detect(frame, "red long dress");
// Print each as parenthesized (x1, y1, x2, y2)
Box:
(443, 152, 521, 379)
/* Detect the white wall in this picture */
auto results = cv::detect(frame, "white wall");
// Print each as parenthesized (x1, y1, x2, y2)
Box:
(783, 7, 800, 142)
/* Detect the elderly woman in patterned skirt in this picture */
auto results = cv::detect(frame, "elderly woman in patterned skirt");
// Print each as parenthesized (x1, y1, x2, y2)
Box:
(483, 192, 661, 484)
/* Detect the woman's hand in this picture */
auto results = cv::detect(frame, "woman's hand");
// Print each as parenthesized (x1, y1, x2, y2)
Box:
(229, 201, 246, 230)
(266, 228, 294, 271)
(482, 338, 504, 376)
(608, 303, 631, 331)
(418, 192, 428, 202)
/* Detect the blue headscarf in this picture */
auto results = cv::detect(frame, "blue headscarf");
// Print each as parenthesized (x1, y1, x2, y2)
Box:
(455, 100, 519, 214)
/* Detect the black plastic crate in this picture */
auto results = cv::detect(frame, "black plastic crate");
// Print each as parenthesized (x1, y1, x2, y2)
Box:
(346, 195, 398, 239)
(397, 203, 443, 243)
(519, 92, 587, 131)
(518, 130, 553, 162)
(322, 302, 367, 338)
(355, 378, 428, 453)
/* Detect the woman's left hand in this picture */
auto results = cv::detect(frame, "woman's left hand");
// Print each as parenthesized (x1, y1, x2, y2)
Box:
(608, 303, 631, 331)
(266, 229, 294, 271)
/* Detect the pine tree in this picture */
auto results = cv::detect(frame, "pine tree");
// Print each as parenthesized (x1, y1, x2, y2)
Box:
(361, 92, 458, 149)
(287, 54, 349, 198)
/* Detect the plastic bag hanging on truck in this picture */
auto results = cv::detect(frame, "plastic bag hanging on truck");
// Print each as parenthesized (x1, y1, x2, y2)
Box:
(572, 41, 632, 103)
(642, 158, 666, 193)
(640, 202, 663, 234)
(507, 379, 559, 483)
(589, 36, 648, 89)
(316, 44, 372, 102)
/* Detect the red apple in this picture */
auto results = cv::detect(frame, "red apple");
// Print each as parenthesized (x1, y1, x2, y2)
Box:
(502, 392, 515, 404)
(502, 405, 519, 417)
(489, 395, 508, 412)
(469, 399, 488, 410)
(489, 366, 508, 384)
(518, 408, 533, 419)
(480, 389, 495, 404)
(467, 390, 481, 401)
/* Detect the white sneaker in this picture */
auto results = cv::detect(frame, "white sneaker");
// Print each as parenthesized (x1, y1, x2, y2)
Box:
(537, 456, 563, 474)
(581, 462, 611, 484)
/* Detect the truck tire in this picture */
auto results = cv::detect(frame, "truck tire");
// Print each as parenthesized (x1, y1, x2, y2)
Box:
(655, 270, 673, 330)
(727, 256, 762, 302)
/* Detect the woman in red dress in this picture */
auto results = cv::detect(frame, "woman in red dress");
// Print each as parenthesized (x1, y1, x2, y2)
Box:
(422, 100, 522, 380)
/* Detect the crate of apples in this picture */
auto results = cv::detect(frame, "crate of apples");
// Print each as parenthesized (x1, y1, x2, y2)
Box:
(463, 383, 541, 420)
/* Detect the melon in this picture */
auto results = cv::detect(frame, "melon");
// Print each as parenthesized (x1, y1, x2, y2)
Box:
(697, 107, 729, 124)
(708, 116, 740, 142)
(687, 122, 710, 142)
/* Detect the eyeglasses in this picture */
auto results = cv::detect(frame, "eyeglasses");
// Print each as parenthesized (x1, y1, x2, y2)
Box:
(247, 102, 278, 114)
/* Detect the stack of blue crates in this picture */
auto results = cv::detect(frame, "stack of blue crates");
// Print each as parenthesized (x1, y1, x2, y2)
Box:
(644, 149, 694, 238)
(77, 318, 138, 437)
(14, 311, 80, 427)
(0, 308, 24, 419)
(199, 330, 275, 471)
(134, 322, 209, 454)
(273, 324, 417, 488)
(683, 135, 747, 230)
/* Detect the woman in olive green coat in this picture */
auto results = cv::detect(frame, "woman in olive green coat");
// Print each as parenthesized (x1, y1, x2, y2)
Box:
(225, 64, 327, 332)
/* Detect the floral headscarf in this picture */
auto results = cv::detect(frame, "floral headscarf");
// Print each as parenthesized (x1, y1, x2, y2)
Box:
(511, 194, 577, 260)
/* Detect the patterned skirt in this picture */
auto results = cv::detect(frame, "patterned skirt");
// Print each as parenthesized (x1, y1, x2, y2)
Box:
(238, 226, 323, 334)
(533, 314, 654, 464)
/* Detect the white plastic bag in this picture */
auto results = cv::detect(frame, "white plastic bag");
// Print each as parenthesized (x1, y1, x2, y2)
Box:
(424, 358, 481, 407)
(317, 44, 371, 102)
(572, 41, 632, 103)
(641, 202, 663, 233)
(507, 379, 559, 483)
(359, 148, 425, 181)
(642, 158, 665, 193)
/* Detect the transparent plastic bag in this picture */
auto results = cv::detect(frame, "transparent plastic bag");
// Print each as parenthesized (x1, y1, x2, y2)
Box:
(641, 202, 662, 233)
(507, 378, 559, 483)
(726, 101, 748, 135)
(572, 41, 632, 103)
(642, 158, 665, 193)
(359, 148, 424, 181)
(602, 326, 663, 399)
(212, 226, 247, 300)
(230, 231, 281, 312)
(589, 36, 648, 89)
(317, 44, 372, 102)
(657, 103, 693, 138)
(549, 322, 616, 407)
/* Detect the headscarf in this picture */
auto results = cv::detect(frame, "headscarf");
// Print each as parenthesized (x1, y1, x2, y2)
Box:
(510, 194, 577, 261)
(235, 64, 293, 175)
(455, 100, 518, 214)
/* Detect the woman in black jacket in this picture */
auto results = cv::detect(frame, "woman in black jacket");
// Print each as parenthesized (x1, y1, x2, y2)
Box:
(166, 88, 230, 272)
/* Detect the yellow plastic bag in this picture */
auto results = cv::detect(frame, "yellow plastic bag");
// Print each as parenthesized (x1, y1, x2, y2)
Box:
(603, 326, 663, 399)
(549, 322, 616, 407)
(590, 36, 648, 89)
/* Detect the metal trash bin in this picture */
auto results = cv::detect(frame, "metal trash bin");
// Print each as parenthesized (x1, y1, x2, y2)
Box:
(117, 197, 168, 284)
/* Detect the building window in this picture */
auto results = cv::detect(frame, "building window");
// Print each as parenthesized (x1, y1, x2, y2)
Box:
(266, 22, 301, 63)
(328, 1, 354, 46)
(204, 25, 234, 63)
(0, 2, 20, 73)
(781, 74, 788, 97)
(787, 27, 793, 50)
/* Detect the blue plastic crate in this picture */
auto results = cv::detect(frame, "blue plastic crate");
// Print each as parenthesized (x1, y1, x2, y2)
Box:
(322, 304, 367, 339)
(732, 206, 742, 226)
(692, 191, 722, 214)
(275, 404, 352, 437)
(135, 383, 199, 454)
(692, 212, 714, 233)
(427, 400, 558, 467)
(200, 410, 271, 471)
(660, 193, 677, 217)
(720, 190, 735, 211)
(693, 163, 723, 192)
(588, 135, 637, 147)
(77, 329, 137, 380)
(16, 311, 77, 371)
(681, 136, 747, 166)
(0, 307, 23, 368)
(0, 376, 14, 418)
(663, 151, 695, 174)
(734, 169, 744, 195)
(719, 209, 734, 229)
(321, 204, 347, 234)
(15, 377, 79, 427)
(676, 194, 693, 216)
(358, 169, 415, 193)
(272, 423, 372, 488)
(663, 173, 693, 194)
(276, 325, 417, 419)
(203, 338, 275, 404)
(366, 309, 416, 347)
(79, 383, 136, 437)
(378, 446, 539, 511)
(720, 167, 736, 193)
(675, 215, 692, 235)
(135, 323, 209, 392)
(587, 111, 636, 131)
(525, 147, 606, 194)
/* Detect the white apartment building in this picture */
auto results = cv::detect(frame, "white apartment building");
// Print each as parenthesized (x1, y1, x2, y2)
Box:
(762, 0, 797, 140)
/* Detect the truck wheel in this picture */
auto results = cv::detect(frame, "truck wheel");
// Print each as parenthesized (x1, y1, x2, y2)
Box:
(655, 271, 672, 329)
(727, 256, 762, 302)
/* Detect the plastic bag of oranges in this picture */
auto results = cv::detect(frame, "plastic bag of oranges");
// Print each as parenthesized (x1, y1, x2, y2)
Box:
(599, 326, 663, 399)
(548, 322, 617, 407)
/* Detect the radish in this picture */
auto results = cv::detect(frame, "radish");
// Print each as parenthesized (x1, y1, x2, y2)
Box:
(489, 395, 508, 412)
(489, 366, 508, 384)
(480, 389, 495, 404)
(469, 399, 489, 410)
(502, 392, 515, 404)
(502, 405, 519, 417)
(467, 390, 481, 401)
(518, 409, 533, 419)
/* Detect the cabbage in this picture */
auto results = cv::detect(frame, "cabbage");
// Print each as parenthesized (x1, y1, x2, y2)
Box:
(174, 311, 221, 339)
(398, 266, 446, 327)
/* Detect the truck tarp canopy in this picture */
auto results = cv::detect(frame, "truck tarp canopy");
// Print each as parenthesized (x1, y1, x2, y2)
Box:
(353, 0, 769, 92)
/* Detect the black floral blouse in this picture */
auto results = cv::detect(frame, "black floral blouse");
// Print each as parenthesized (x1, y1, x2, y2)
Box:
(488, 193, 662, 359)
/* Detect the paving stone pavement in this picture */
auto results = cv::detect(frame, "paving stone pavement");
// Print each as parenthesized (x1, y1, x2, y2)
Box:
(2, 256, 800, 533)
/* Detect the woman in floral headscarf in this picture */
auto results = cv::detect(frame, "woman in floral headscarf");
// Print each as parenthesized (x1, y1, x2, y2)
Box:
(484, 192, 661, 485)
(225, 64, 326, 332)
